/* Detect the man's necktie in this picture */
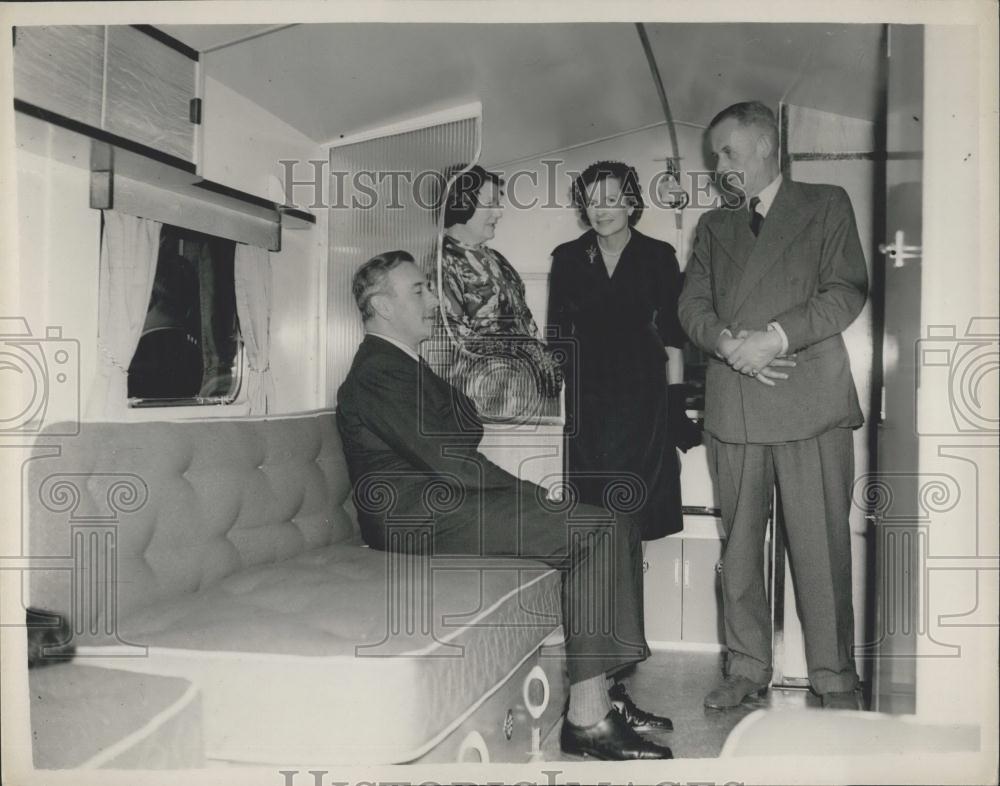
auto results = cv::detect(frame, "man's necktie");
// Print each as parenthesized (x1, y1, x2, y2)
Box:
(749, 196, 764, 237)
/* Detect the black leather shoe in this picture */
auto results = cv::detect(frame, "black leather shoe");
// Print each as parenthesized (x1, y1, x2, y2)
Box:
(560, 710, 673, 760)
(609, 682, 674, 732)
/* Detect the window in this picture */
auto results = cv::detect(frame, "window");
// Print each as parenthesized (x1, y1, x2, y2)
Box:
(127, 224, 243, 406)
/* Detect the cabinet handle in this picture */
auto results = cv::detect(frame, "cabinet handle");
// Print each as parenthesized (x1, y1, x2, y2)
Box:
(673, 558, 681, 586)
(683, 559, 691, 588)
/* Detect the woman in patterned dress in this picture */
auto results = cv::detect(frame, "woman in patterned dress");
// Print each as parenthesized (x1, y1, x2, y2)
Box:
(436, 164, 561, 419)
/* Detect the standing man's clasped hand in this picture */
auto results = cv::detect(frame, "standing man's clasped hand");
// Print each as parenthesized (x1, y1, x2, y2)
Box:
(717, 329, 796, 386)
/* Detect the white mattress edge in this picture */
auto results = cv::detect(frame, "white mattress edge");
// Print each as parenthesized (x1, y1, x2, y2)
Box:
(77, 567, 559, 662)
(76, 645, 366, 661)
(76, 631, 560, 765)
(359, 633, 555, 764)
(74, 569, 563, 764)
(72, 671, 202, 769)
(410, 567, 557, 655)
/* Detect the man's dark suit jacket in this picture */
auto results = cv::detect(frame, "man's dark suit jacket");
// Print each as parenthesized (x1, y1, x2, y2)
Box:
(336, 335, 528, 549)
(337, 333, 651, 681)
(678, 179, 868, 444)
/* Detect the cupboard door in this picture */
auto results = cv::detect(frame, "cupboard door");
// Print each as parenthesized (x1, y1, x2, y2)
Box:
(641, 537, 683, 644)
(13, 25, 105, 128)
(680, 538, 724, 644)
(104, 26, 196, 162)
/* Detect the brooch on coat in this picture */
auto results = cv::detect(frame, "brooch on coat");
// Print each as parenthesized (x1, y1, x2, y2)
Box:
(586, 244, 599, 265)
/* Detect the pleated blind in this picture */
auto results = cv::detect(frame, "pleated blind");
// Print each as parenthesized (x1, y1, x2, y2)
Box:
(325, 113, 480, 399)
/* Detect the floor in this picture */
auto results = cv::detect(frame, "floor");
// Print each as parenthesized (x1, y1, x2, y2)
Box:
(540, 648, 818, 760)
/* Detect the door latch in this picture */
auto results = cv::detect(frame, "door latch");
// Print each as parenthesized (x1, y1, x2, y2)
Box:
(878, 229, 922, 268)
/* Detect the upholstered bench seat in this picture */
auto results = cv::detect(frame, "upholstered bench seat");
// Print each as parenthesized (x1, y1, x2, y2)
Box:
(76, 547, 561, 763)
(26, 412, 566, 765)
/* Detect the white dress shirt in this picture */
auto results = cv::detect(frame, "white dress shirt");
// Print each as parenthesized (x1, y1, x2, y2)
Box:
(719, 172, 789, 356)
(751, 172, 782, 218)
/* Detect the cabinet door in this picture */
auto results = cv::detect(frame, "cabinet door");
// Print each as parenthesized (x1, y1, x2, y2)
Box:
(104, 26, 197, 162)
(680, 538, 724, 644)
(641, 537, 683, 644)
(13, 25, 105, 128)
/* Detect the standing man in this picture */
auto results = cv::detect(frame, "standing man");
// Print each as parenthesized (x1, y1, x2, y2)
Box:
(337, 251, 673, 759)
(678, 101, 868, 710)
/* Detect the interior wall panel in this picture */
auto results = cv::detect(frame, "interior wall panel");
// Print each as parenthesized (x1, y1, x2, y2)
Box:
(779, 103, 878, 685)
(325, 115, 479, 402)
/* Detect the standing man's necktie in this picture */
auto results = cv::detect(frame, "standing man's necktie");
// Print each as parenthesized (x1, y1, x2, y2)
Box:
(749, 196, 764, 237)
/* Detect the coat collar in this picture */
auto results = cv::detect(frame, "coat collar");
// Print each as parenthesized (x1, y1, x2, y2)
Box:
(361, 333, 421, 368)
(707, 180, 823, 313)
(365, 331, 421, 362)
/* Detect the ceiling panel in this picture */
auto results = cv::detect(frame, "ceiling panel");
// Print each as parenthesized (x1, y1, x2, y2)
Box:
(641, 23, 883, 124)
(162, 22, 883, 162)
(191, 23, 665, 165)
(160, 24, 285, 53)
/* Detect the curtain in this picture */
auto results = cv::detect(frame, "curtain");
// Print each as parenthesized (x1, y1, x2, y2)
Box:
(234, 243, 274, 415)
(87, 211, 161, 418)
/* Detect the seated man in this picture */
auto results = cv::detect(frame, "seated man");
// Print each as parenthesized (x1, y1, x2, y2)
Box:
(336, 250, 673, 760)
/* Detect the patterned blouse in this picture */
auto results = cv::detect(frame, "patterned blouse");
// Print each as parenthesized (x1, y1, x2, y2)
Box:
(434, 234, 561, 419)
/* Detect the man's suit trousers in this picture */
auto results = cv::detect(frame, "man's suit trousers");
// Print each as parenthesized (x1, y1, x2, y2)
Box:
(707, 427, 860, 694)
(376, 487, 649, 685)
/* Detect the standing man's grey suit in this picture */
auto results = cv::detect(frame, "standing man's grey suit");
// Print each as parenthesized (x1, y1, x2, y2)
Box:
(679, 101, 868, 709)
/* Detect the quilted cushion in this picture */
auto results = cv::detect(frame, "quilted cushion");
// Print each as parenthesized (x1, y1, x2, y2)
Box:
(27, 411, 355, 625)
(24, 410, 564, 763)
(74, 546, 562, 763)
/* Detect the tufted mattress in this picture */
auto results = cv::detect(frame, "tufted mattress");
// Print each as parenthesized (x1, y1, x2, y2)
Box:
(26, 412, 563, 764)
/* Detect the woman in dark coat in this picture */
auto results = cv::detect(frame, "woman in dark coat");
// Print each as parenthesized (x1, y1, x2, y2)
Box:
(547, 160, 701, 540)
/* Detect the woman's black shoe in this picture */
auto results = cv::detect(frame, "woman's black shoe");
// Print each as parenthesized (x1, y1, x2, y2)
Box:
(560, 710, 673, 760)
(609, 682, 674, 732)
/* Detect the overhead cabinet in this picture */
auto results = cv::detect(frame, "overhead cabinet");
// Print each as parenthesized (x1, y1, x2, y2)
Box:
(13, 25, 315, 249)
(14, 25, 199, 166)
(103, 26, 198, 163)
(13, 25, 106, 129)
